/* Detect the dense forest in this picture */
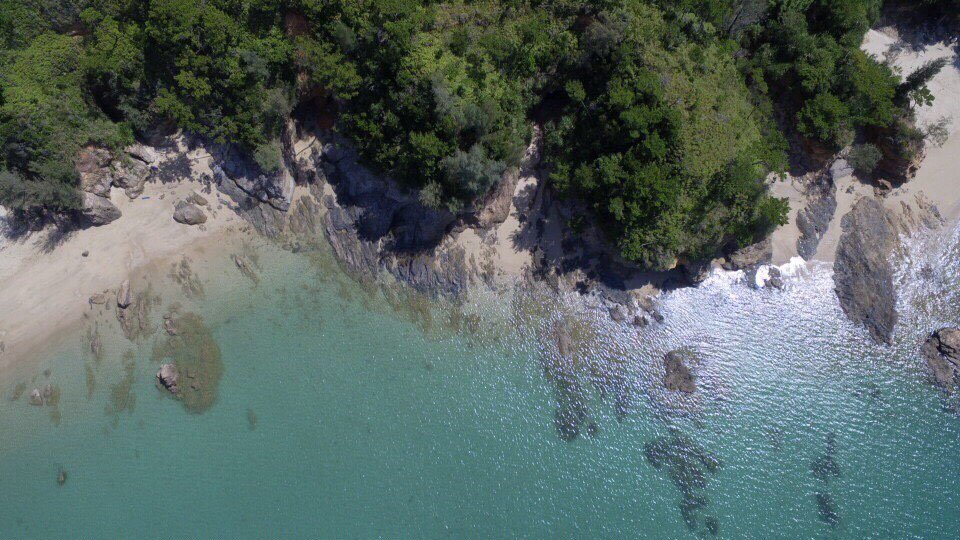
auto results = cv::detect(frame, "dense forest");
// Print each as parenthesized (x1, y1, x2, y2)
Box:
(0, 0, 952, 268)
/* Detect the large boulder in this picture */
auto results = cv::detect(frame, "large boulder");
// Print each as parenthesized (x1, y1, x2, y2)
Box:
(922, 328, 960, 388)
(723, 238, 772, 271)
(173, 201, 207, 225)
(663, 350, 696, 393)
(76, 147, 113, 197)
(80, 192, 122, 226)
(112, 161, 150, 199)
(833, 197, 900, 344)
(156, 363, 181, 393)
(126, 143, 159, 164)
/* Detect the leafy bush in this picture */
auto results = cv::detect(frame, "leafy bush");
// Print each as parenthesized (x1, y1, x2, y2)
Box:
(848, 143, 883, 174)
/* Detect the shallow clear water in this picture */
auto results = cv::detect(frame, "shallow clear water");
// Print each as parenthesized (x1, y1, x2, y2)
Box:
(2, 226, 959, 538)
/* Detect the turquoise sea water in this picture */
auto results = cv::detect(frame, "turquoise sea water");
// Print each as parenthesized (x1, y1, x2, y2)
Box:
(2, 226, 960, 538)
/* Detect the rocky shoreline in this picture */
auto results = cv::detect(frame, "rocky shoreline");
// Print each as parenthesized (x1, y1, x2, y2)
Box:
(1, 27, 958, 393)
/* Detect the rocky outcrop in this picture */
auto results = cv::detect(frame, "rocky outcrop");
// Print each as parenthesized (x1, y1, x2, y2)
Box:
(76, 147, 114, 197)
(127, 143, 159, 164)
(209, 122, 296, 235)
(476, 167, 519, 229)
(112, 160, 150, 199)
(304, 133, 478, 294)
(173, 201, 207, 225)
(156, 363, 181, 393)
(833, 197, 900, 344)
(922, 328, 960, 389)
(723, 238, 772, 271)
(797, 171, 837, 260)
(80, 192, 122, 226)
(663, 350, 696, 393)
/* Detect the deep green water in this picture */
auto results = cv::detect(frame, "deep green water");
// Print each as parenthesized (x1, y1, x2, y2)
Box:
(2, 226, 960, 538)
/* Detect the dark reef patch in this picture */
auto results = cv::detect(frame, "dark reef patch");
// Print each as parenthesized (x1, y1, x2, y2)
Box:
(644, 431, 722, 533)
(152, 312, 223, 413)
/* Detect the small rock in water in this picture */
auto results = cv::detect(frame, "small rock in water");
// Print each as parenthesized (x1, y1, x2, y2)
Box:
(156, 363, 181, 393)
(764, 267, 784, 290)
(922, 327, 960, 389)
(81, 250, 89, 257)
(664, 350, 696, 393)
(609, 304, 627, 322)
(29, 388, 43, 406)
(43, 369, 51, 378)
(632, 315, 649, 327)
(56, 467, 67, 486)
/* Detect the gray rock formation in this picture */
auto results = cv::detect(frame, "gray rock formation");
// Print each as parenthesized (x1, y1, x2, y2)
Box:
(186, 192, 208, 206)
(833, 197, 900, 344)
(664, 350, 696, 393)
(723, 238, 772, 271)
(80, 192, 122, 226)
(829, 158, 854, 180)
(29, 388, 43, 405)
(764, 267, 784, 290)
(127, 144, 158, 164)
(797, 173, 837, 260)
(156, 363, 180, 393)
(476, 167, 519, 229)
(112, 161, 150, 199)
(922, 328, 960, 388)
(173, 201, 207, 225)
(609, 304, 628, 322)
(76, 147, 113, 197)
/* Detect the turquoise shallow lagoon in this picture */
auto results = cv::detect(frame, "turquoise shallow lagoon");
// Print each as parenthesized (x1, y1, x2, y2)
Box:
(2, 227, 960, 538)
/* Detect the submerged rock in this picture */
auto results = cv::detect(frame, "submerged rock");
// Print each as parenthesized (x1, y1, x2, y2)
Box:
(922, 328, 960, 389)
(815, 491, 840, 526)
(644, 432, 722, 533)
(152, 313, 223, 413)
(833, 197, 900, 345)
(811, 454, 842, 483)
(57, 467, 67, 486)
(609, 304, 627, 322)
(664, 350, 696, 394)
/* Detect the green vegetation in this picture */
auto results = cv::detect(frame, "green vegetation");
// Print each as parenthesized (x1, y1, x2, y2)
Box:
(0, 0, 948, 268)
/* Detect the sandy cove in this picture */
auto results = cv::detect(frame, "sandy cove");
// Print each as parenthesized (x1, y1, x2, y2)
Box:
(0, 165, 250, 372)
(1, 29, 959, 375)
(770, 28, 960, 265)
